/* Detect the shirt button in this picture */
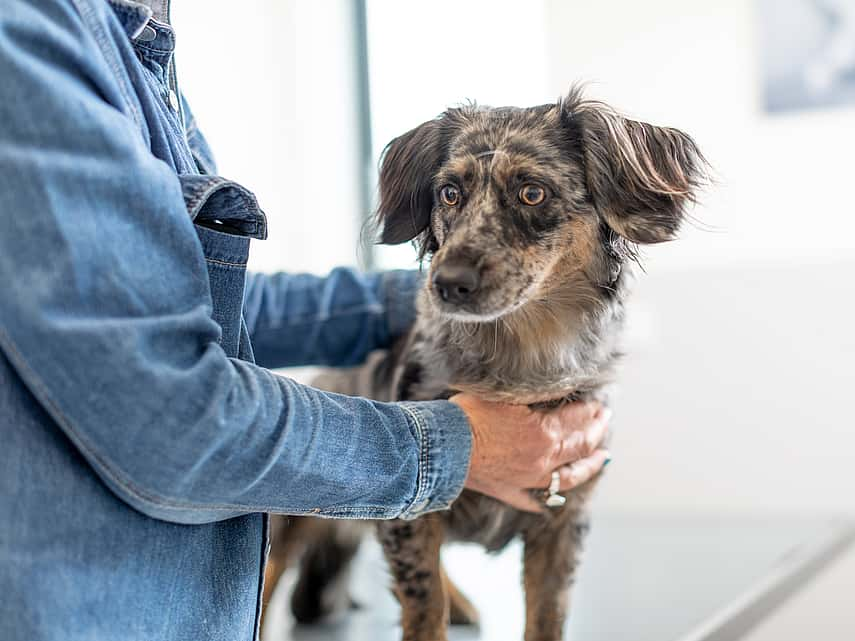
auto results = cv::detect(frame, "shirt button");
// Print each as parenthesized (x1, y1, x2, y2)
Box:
(167, 89, 180, 112)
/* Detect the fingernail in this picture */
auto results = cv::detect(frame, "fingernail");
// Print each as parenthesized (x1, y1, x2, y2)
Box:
(602, 407, 613, 422)
(603, 456, 612, 468)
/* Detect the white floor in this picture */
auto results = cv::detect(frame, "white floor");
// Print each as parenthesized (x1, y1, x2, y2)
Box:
(261, 512, 838, 641)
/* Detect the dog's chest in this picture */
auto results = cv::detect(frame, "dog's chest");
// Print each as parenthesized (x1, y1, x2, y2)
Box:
(390, 316, 617, 405)
(380, 325, 610, 552)
(441, 491, 541, 551)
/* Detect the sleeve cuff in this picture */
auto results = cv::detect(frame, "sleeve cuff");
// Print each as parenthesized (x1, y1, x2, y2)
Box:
(380, 269, 425, 341)
(397, 399, 472, 519)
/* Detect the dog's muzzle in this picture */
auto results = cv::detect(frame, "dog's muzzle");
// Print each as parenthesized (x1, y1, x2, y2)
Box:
(432, 259, 480, 305)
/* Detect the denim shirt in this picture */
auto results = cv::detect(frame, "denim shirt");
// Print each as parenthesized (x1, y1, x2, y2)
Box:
(0, 1, 472, 639)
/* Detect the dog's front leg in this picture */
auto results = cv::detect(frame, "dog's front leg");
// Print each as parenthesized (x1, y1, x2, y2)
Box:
(522, 508, 590, 641)
(377, 513, 448, 641)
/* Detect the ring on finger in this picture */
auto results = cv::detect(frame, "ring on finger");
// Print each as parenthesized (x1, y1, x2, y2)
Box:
(544, 469, 566, 508)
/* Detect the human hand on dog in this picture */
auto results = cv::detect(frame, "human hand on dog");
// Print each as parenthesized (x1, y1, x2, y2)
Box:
(451, 395, 611, 513)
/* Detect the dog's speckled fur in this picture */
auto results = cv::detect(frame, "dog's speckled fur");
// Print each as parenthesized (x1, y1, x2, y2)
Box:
(264, 87, 707, 641)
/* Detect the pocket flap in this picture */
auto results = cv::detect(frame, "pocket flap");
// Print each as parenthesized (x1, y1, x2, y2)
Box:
(179, 174, 268, 240)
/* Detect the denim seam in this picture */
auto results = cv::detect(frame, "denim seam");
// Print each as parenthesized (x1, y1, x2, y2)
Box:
(106, 1, 152, 39)
(205, 257, 247, 268)
(71, 0, 145, 131)
(133, 38, 174, 57)
(159, 104, 195, 167)
(189, 182, 254, 219)
(182, 178, 216, 211)
(400, 404, 430, 516)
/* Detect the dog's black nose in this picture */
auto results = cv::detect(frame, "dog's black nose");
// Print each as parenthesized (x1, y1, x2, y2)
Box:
(432, 261, 480, 304)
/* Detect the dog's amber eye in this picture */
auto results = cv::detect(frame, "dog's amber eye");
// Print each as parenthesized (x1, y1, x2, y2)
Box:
(439, 185, 460, 207)
(519, 184, 546, 206)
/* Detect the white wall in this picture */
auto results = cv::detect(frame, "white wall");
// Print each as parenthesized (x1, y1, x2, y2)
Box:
(171, 0, 362, 274)
(543, 0, 855, 516)
(365, 0, 551, 269)
(544, 0, 855, 266)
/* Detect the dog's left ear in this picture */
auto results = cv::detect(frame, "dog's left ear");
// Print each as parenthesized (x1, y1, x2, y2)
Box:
(566, 98, 707, 244)
(376, 115, 454, 245)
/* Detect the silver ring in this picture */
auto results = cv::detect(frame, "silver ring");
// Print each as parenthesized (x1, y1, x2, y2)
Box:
(545, 469, 566, 508)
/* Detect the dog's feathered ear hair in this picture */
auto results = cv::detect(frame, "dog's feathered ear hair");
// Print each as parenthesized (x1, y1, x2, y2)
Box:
(563, 90, 708, 244)
(376, 115, 454, 246)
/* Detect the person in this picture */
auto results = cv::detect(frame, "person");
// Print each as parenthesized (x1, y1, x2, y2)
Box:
(0, 1, 610, 639)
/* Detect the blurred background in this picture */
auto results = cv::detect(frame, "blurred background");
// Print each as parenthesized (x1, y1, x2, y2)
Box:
(168, 0, 854, 637)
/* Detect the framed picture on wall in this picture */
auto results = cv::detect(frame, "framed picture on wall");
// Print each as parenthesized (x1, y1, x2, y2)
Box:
(756, 0, 855, 113)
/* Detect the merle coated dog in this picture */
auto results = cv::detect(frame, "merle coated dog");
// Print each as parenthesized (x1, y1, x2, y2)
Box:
(264, 86, 707, 641)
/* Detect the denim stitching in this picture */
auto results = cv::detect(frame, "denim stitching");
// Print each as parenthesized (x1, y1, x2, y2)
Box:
(71, 0, 145, 131)
(400, 404, 430, 517)
(107, 1, 151, 39)
(205, 257, 247, 268)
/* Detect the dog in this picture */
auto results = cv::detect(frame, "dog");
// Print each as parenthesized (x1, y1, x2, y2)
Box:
(263, 85, 707, 641)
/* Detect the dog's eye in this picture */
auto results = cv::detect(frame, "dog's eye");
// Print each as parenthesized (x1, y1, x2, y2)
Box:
(519, 184, 546, 206)
(439, 185, 461, 207)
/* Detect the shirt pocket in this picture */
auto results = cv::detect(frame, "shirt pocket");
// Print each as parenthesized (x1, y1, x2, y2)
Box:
(178, 174, 267, 358)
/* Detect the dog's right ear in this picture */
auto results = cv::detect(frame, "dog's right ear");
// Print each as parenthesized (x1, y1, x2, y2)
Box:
(377, 117, 450, 245)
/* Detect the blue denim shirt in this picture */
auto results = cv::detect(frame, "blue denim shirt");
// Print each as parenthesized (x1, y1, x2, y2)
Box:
(0, 1, 472, 639)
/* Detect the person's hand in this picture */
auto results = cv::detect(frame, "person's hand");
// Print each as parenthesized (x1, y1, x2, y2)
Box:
(450, 394, 611, 512)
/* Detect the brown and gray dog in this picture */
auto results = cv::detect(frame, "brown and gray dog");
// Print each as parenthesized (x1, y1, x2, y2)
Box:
(264, 86, 707, 641)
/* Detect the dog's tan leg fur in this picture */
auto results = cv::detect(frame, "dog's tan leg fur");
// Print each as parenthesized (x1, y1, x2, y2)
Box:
(378, 514, 448, 641)
(522, 504, 590, 641)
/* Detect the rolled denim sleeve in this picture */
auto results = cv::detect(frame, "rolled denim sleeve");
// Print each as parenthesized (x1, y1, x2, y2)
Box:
(243, 268, 423, 369)
(0, 0, 469, 524)
(397, 401, 474, 518)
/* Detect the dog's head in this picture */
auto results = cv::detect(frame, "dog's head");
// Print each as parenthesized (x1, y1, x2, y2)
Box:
(377, 87, 707, 321)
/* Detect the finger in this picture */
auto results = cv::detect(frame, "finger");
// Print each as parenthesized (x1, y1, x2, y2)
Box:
(557, 400, 600, 425)
(499, 489, 548, 515)
(552, 408, 611, 467)
(532, 449, 611, 491)
(586, 407, 612, 451)
(562, 449, 611, 490)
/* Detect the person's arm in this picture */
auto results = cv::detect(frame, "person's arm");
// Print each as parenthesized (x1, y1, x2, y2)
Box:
(179, 78, 423, 371)
(0, 0, 469, 524)
(243, 269, 422, 369)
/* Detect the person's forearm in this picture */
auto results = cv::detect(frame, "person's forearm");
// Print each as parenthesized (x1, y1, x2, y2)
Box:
(0, 319, 471, 523)
(243, 268, 423, 369)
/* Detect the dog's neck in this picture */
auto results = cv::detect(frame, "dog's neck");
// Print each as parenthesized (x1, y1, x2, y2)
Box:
(413, 273, 628, 405)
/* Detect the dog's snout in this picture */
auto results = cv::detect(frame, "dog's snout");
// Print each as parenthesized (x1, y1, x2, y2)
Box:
(432, 261, 480, 304)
